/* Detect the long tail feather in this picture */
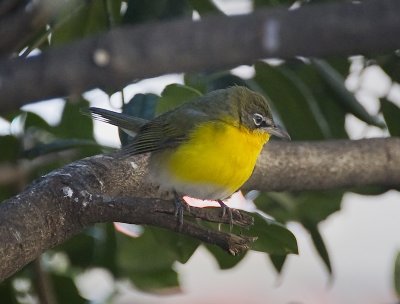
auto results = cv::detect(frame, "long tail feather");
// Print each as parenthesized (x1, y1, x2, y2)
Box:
(87, 107, 149, 136)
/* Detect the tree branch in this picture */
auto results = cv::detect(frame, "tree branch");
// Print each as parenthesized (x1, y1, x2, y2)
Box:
(0, 138, 399, 281)
(0, 151, 254, 282)
(0, 0, 399, 113)
(0, 0, 23, 17)
(0, 150, 77, 186)
(246, 138, 400, 191)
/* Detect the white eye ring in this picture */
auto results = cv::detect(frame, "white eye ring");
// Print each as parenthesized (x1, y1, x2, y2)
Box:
(253, 113, 264, 126)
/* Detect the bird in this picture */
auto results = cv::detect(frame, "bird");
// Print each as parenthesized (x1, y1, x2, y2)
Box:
(88, 86, 290, 223)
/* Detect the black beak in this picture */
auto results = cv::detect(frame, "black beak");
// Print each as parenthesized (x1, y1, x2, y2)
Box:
(264, 125, 291, 140)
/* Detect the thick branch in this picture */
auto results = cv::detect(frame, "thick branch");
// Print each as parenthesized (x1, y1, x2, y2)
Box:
(1, 0, 399, 112)
(0, 138, 399, 281)
(246, 138, 400, 191)
(0, 153, 254, 282)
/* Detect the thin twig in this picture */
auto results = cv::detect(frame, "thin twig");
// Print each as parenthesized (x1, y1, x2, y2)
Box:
(32, 257, 57, 304)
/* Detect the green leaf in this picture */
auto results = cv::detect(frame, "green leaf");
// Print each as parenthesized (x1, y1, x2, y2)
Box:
(59, 225, 118, 273)
(184, 71, 249, 94)
(58, 232, 96, 268)
(250, 213, 298, 255)
(381, 98, 400, 136)
(24, 111, 53, 133)
(52, 0, 109, 45)
(294, 191, 343, 224)
(205, 243, 247, 269)
(123, 0, 191, 24)
(193, 212, 294, 267)
(254, 61, 326, 140)
(303, 222, 332, 274)
(350, 186, 389, 196)
(120, 93, 158, 145)
(123, 93, 158, 120)
(0, 185, 18, 203)
(106, 0, 123, 25)
(268, 254, 287, 274)
(116, 229, 180, 291)
(93, 223, 118, 274)
(254, 0, 295, 7)
(0, 135, 20, 162)
(25, 98, 101, 158)
(376, 53, 400, 83)
(130, 268, 180, 292)
(146, 227, 200, 264)
(394, 251, 400, 299)
(23, 112, 56, 155)
(188, 0, 223, 14)
(286, 59, 348, 139)
(256, 190, 343, 224)
(52, 273, 86, 304)
(208, 74, 249, 91)
(184, 73, 209, 94)
(23, 101, 101, 159)
(311, 59, 385, 128)
(281, 67, 332, 137)
(254, 192, 296, 223)
(55, 98, 92, 140)
(255, 190, 342, 274)
(0, 280, 17, 304)
(19, 26, 50, 54)
(325, 57, 352, 78)
(156, 84, 202, 115)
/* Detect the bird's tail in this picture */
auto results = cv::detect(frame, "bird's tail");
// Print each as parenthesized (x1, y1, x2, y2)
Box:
(85, 107, 149, 137)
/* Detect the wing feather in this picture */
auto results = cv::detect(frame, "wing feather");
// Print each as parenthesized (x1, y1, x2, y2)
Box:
(119, 107, 209, 156)
(119, 120, 187, 156)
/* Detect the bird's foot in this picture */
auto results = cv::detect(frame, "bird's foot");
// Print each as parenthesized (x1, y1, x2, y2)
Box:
(174, 192, 190, 230)
(217, 200, 233, 231)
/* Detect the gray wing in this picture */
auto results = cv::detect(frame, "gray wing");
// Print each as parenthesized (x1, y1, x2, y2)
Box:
(120, 107, 210, 156)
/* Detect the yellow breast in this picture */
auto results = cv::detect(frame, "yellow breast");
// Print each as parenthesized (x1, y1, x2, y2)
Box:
(164, 120, 270, 199)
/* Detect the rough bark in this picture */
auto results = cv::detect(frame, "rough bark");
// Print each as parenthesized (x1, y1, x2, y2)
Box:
(247, 138, 400, 191)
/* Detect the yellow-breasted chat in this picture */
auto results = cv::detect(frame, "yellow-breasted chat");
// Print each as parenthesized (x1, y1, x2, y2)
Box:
(88, 86, 290, 213)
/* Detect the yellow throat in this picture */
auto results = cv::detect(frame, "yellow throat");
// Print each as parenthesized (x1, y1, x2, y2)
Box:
(161, 120, 270, 200)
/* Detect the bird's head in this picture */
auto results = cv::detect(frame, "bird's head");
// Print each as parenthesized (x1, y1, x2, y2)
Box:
(228, 86, 291, 140)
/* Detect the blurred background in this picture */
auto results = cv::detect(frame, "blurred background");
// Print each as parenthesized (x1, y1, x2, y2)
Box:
(1, 0, 400, 303)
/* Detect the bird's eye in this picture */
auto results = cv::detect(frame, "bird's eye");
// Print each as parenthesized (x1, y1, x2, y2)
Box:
(253, 113, 264, 126)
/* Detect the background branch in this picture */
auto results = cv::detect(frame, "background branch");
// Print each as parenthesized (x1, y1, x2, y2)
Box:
(32, 258, 57, 304)
(0, 0, 399, 113)
(0, 0, 23, 17)
(0, 150, 77, 186)
(0, 0, 60, 57)
(0, 138, 399, 281)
